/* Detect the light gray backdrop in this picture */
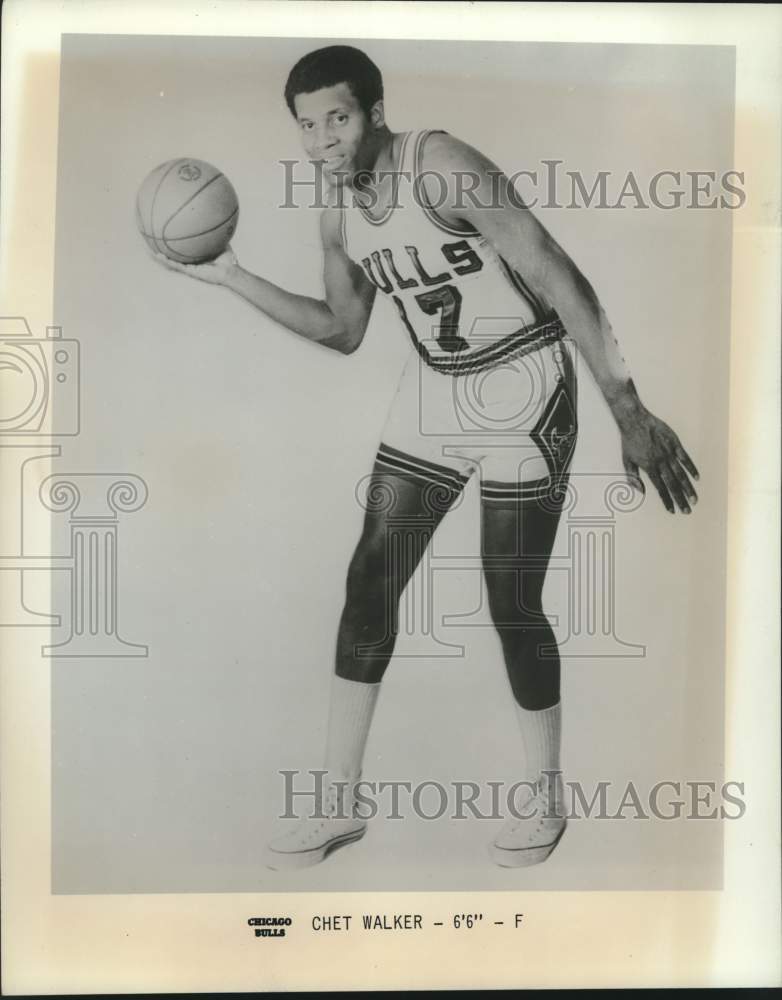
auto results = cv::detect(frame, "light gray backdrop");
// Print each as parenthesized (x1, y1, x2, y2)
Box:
(51, 34, 734, 892)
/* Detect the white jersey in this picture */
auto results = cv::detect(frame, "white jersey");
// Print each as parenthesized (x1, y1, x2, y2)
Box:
(341, 129, 565, 376)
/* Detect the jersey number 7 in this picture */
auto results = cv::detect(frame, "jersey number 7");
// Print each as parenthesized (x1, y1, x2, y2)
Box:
(392, 286, 469, 354)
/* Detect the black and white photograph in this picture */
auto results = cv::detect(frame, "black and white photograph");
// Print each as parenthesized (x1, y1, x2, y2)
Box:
(1, 1, 779, 992)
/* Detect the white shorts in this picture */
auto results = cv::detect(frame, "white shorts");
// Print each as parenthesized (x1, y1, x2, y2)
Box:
(375, 337, 578, 505)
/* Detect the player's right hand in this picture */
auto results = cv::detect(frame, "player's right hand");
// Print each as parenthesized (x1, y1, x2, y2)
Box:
(148, 246, 238, 286)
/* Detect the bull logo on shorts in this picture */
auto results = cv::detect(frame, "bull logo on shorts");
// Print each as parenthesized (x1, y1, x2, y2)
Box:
(531, 382, 578, 480)
(550, 425, 576, 463)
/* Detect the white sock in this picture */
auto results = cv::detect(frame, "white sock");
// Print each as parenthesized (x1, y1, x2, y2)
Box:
(514, 700, 562, 791)
(324, 674, 381, 786)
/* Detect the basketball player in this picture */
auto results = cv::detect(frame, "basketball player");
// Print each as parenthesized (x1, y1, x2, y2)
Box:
(151, 46, 699, 870)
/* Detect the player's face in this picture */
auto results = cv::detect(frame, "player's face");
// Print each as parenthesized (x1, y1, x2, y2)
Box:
(294, 83, 376, 185)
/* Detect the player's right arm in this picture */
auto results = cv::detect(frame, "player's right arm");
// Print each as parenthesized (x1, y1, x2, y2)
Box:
(149, 207, 375, 355)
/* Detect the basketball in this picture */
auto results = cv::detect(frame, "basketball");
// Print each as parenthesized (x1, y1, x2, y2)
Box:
(136, 158, 239, 264)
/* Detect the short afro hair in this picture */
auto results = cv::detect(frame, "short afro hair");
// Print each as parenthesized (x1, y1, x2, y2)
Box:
(284, 45, 383, 117)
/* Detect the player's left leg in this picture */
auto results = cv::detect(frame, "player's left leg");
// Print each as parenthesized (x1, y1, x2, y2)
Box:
(481, 482, 570, 867)
(478, 339, 578, 867)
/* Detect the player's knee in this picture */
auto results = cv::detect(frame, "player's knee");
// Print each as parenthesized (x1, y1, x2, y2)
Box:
(487, 589, 545, 631)
(493, 623, 527, 660)
(338, 538, 399, 673)
(493, 615, 550, 659)
(344, 538, 394, 612)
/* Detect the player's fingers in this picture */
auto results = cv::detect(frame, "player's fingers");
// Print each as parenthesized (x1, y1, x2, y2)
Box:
(663, 436, 698, 502)
(674, 444, 699, 481)
(647, 467, 674, 514)
(660, 461, 690, 514)
(672, 458, 698, 504)
(622, 456, 644, 494)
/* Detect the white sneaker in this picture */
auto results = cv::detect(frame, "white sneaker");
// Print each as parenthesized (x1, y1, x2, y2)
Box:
(490, 775, 567, 868)
(266, 781, 367, 871)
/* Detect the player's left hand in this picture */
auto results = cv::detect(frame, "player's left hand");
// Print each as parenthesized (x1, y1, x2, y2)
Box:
(620, 410, 699, 514)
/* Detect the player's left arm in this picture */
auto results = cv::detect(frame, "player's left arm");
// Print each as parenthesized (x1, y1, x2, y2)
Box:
(421, 133, 699, 514)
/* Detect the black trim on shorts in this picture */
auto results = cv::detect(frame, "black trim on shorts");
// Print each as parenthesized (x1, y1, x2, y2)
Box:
(479, 475, 572, 508)
(375, 442, 470, 493)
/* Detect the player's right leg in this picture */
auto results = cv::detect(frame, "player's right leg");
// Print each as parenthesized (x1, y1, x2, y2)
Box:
(267, 443, 470, 870)
(335, 452, 469, 683)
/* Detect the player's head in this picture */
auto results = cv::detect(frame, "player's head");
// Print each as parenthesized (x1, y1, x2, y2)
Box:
(285, 45, 383, 119)
(284, 46, 386, 183)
